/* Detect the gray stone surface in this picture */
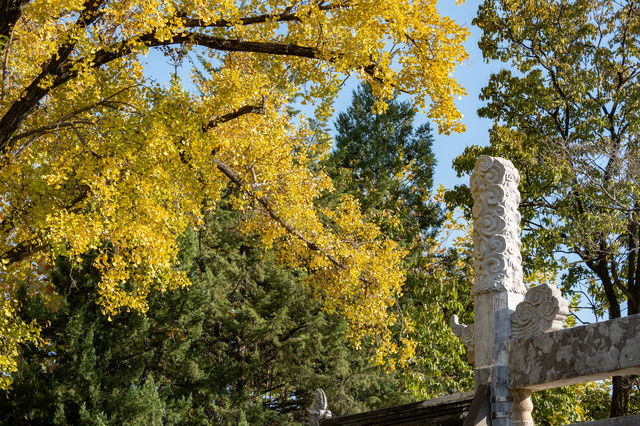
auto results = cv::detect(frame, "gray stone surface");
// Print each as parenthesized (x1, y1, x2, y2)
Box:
(470, 156, 526, 297)
(305, 389, 332, 425)
(468, 156, 529, 426)
(463, 384, 490, 426)
(508, 313, 640, 391)
(451, 314, 475, 364)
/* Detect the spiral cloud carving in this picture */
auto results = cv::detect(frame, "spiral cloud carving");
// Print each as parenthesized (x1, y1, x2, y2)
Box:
(470, 156, 525, 295)
(511, 283, 569, 339)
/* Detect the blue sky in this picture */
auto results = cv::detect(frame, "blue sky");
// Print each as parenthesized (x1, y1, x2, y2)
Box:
(326, 1, 503, 190)
(429, 1, 503, 188)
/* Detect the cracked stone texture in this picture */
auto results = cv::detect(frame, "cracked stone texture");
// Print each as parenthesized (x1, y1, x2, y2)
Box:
(508, 313, 640, 391)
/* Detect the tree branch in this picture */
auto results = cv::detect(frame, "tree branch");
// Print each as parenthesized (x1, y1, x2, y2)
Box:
(0, 0, 30, 40)
(610, 254, 637, 304)
(0, 31, 319, 155)
(180, 2, 349, 28)
(203, 104, 265, 132)
(3, 240, 45, 264)
(211, 157, 347, 271)
(0, 0, 104, 154)
(10, 119, 93, 142)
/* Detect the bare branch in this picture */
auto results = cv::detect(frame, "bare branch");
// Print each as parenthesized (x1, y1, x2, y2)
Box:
(10, 119, 92, 142)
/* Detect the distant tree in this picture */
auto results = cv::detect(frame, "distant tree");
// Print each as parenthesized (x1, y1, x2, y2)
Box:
(327, 83, 441, 242)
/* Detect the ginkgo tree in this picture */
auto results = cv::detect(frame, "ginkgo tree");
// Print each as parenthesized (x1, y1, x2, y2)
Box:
(0, 0, 468, 388)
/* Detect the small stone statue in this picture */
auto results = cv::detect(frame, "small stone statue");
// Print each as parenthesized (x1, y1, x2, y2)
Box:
(304, 388, 332, 425)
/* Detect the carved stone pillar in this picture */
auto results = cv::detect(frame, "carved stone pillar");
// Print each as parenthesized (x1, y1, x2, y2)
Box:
(470, 156, 528, 425)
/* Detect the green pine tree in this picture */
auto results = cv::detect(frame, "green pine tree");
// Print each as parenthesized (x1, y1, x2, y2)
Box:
(324, 83, 473, 398)
(326, 83, 441, 243)
(0, 199, 414, 424)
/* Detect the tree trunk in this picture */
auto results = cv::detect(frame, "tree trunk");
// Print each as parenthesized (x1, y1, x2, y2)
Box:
(610, 375, 637, 417)
(0, 0, 30, 40)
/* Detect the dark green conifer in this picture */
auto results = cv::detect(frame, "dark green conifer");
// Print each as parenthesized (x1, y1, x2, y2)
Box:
(0, 201, 413, 424)
(325, 83, 473, 397)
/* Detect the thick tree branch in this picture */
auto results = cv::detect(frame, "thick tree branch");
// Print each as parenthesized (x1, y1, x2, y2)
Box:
(610, 255, 637, 304)
(97, 32, 320, 63)
(594, 238, 622, 319)
(1, 23, 15, 100)
(0, 0, 103, 154)
(3, 240, 45, 264)
(203, 104, 265, 132)
(181, 11, 301, 28)
(0, 30, 319, 155)
(0, 0, 30, 40)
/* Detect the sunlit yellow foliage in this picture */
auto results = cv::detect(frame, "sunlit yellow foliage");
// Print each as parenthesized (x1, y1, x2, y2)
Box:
(0, 0, 468, 387)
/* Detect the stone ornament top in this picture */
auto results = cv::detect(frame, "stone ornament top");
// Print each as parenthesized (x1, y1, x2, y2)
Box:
(470, 156, 526, 295)
(511, 283, 569, 339)
(304, 388, 332, 425)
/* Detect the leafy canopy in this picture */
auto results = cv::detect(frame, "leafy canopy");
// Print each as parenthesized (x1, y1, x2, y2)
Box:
(0, 0, 468, 387)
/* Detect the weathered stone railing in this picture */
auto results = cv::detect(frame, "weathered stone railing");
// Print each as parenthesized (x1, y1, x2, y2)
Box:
(452, 156, 640, 425)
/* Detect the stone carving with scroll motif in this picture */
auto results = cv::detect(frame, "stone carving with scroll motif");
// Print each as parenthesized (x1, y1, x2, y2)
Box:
(511, 282, 569, 339)
(470, 156, 526, 295)
(451, 314, 475, 364)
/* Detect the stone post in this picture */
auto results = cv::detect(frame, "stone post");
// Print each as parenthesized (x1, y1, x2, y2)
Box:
(470, 156, 529, 425)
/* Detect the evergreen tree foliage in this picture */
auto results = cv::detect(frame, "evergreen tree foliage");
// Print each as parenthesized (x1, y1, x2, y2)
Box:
(327, 83, 441, 243)
(0, 200, 414, 425)
(325, 84, 473, 398)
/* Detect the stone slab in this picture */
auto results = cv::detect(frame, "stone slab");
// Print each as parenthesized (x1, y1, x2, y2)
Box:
(508, 314, 640, 391)
(463, 384, 490, 426)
